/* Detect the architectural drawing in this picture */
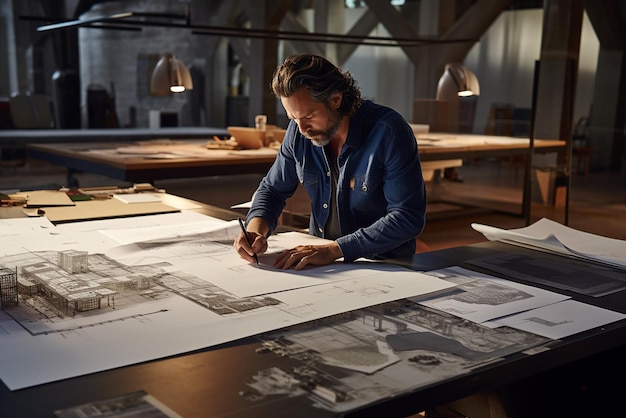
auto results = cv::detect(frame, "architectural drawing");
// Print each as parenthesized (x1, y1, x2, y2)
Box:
(0, 266, 18, 308)
(0, 217, 454, 391)
(424, 267, 532, 305)
(0, 248, 282, 334)
(54, 390, 182, 418)
(240, 300, 549, 414)
(524, 316, 572, 327)
(416, 266, 571, 324)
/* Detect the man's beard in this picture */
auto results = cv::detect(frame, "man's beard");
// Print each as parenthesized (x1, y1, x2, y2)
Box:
(305, 107, 342, 147)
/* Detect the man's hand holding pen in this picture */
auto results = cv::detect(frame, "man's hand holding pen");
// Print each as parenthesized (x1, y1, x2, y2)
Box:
(235, 217, 344, 270)
(235, 218, 268, 265)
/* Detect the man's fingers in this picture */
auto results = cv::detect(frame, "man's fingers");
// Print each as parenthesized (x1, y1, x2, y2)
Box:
(274, 247, 316, 270)
(237, 246, 255, 263)
(251, 235, 268, 255)
(234, 233, 265, 264)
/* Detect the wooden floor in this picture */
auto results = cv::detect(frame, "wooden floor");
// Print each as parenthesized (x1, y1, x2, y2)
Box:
(2, 157, 625, 251)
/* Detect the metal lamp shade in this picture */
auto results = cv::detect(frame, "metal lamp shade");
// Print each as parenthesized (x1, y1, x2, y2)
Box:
(436, 63, 480, 100)
(150, 53, 193, 96)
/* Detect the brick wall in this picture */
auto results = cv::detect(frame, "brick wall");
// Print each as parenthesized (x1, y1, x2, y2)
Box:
(79, 0, 202, 128)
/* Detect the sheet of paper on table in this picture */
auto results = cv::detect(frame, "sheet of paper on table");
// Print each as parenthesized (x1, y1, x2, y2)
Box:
(0, 213, 453, 390)
(472, 217, 626, 269)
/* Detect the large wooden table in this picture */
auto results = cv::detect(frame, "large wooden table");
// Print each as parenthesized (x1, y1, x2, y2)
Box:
(27, 134, 566, 220)
(415, 133, 565, 161)
(416, 133, 567, 219)
(27, 134, 565, 182)
(27, 140, 279, 185)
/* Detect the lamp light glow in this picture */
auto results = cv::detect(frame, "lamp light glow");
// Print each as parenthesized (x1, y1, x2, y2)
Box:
(150, 53, 193, 96)
(457, 89, 475, 97)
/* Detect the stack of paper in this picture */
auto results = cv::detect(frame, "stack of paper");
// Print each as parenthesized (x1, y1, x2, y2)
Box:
(472, 217, 626, 270)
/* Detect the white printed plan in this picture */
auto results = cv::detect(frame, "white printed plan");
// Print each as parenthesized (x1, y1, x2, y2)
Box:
(0, 214, 454, 390)
(412, 266, 570, 323)
(487, 299, 626, 339)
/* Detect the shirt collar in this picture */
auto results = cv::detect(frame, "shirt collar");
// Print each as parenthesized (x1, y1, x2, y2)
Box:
(344, 100, 370, 150)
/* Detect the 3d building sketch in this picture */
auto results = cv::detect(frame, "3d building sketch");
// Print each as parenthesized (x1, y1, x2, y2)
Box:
(17, 250, 152, 316)
(0, 265, 18, 309)
(1, 248, 283, 332)
(58, 250, 89, 274)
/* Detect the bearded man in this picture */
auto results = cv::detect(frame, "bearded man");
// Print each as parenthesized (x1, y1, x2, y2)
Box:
(234, 54, 426, 270)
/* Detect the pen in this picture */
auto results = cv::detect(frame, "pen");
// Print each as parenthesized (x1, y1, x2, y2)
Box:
(238, 218, 259, 265)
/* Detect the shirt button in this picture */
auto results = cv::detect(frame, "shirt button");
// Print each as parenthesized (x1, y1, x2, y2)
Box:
(362, 183, 367, 192)
(318, 227, 323, 233)
(323, 203, 328, 209)
(326, 171, 331, 177)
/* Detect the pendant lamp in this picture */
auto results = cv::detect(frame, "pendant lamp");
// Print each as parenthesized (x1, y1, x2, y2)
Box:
(150, 53, 193, 96)
(436, 63, 480, 132)
(436, 63, 480, 99)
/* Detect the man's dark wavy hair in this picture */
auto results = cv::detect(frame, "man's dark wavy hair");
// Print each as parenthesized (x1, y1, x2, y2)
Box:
(271, 54, 362, 117)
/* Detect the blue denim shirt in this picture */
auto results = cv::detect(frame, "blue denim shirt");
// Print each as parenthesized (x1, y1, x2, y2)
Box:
(247, 100, 426, 262)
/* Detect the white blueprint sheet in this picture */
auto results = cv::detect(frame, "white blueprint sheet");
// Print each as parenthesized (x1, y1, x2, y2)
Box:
(106, 228, 409, 297)
(487, 299, 626, 339)
(0, 216, 55, 235)
(0, 214, 453, 390)
(413, 266, 570, 323)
